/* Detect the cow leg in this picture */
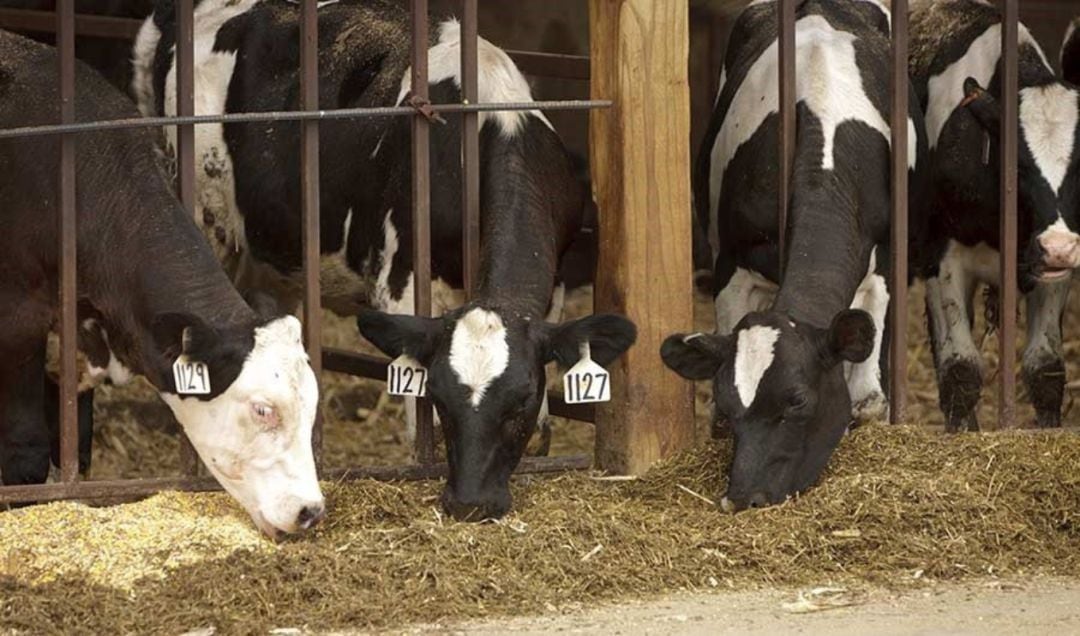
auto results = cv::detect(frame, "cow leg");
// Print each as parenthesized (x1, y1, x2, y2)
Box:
(714, 267, 777, 335)
(925, 259, 981, 432)
(45, 377, 95, 476)
(845, 247, 890, 423)
(1021, 279, 1070, 428)
(0, 342, 50, 486)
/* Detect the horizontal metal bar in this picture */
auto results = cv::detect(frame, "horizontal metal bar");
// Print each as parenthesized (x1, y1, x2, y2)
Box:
(0, 100, 613, 140)
(323, 348, 596, 423)
(0, 7, 142, 39)
(504, 49, 590, 80)
(0, 455, 591, 504)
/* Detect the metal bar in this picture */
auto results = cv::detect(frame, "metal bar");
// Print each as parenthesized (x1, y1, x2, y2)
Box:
(999, 0, 1019, 429)
(299, 0, 324, 464)
(504, 50, 591, 80)
(777, 0, 796, 281)
(0, 454, 592, 505)
(461, 0, 480, 299)
(411, 0, 436, 466)
(889, 0, 909, 424)
(57, 0, 78, 484)
(0, 101, 613, 140)
(175, 0, 200, 477)
(0, 8, 142, 39)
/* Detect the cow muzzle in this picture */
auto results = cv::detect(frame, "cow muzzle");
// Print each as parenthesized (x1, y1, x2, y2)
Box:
(440, 486, 511, 522)
(1037, 226, 1080, 281)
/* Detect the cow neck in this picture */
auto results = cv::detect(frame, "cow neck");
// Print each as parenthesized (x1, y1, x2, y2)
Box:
(474, 208, 558, 319)
(772, 198, 868, 329)
(89, 191, 256, 383)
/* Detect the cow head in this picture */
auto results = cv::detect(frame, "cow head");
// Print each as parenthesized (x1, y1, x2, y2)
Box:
(962, 77, 1080, 289)
(358, 305, 636, 521)
(661, 309, 874, 511)
(153, 311, 324, 540)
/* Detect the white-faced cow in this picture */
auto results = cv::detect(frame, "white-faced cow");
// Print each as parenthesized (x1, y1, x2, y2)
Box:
(909, 0, 1080, 431)
(135, 0, 636, 521)
(661, 0, 927, 511)
(1064, 17, 1080, 87)
(0, 29, 323, 538)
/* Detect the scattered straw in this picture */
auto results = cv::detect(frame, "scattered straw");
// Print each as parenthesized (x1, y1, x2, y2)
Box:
(1, 424, 1079, 634)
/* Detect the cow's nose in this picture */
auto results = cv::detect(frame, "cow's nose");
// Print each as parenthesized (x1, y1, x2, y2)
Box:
(296, 503, 326, 530)
(747, 492, 770, 509)
(441, 489, 510, 522)
(1039, 229, 1080, 269)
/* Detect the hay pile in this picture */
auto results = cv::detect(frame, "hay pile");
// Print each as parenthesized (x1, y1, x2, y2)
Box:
(2, 424, 1079, 634)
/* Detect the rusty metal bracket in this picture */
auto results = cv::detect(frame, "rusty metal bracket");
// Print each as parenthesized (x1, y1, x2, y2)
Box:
(405, 92, 447, 124)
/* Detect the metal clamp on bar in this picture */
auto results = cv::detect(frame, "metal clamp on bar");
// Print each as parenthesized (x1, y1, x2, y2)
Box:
(405, 92, 447, 124)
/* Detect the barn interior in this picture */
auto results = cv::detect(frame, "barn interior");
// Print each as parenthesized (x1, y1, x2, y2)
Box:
(0, 0, 1079, 633)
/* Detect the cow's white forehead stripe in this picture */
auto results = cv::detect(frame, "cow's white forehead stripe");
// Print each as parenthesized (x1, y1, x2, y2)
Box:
(449, 308, 510, 407)
(734, 326, 780, 408)
(1020, 85, 1078, 194)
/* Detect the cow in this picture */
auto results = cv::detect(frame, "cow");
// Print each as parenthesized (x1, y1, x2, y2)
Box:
(1064, 17, 1080, 86)
(660, 0, 927, 511)
(0, 28, 324, 538)
(908, 0, 1080, 432)
(134, 0, 636, 521)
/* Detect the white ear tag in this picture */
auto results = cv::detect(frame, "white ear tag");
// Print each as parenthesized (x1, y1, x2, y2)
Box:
(172, 356, 211, 395)
(563, 343, 611, 404)
(387, 354, 428, 397)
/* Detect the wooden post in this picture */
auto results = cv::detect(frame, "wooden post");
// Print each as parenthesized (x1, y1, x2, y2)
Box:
(589, 0, 694, 474)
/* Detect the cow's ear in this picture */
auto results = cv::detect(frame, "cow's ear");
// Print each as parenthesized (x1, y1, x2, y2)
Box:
(243, 290, 285, 323)
(661, 332, 727, 380)
(150, 312, 219, 363)
(540, 314, 637, 368)
(357, 309, 442, 363)
(823, 309, 875, 366)
(961, 77, 1000, 136)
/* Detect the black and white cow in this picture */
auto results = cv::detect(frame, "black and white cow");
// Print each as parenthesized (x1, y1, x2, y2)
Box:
(1064, 17, 1080, 87)
(135, 0, 636, 520)
(0, 29, 323, 537)
(909, 0, 1080, 431)
(661, 0, 927, 511)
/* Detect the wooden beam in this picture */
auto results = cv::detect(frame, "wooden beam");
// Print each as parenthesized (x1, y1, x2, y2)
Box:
(588, 0, 694, 474)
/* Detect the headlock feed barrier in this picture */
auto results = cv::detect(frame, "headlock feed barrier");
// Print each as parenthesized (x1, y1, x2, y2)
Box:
(0, 0, 1022, 505)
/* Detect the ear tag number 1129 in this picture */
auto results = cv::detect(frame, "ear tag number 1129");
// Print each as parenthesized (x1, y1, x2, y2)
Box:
(172, 356, 211, 395)
(387, 355, 428, 397)
(563, 343, 611, 404)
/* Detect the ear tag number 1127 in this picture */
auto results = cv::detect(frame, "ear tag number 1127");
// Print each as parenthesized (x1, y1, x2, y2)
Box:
(563, 343, 611, 404)
(387, 354, 428, 397)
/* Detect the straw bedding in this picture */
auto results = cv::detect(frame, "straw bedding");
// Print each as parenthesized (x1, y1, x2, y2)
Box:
(3, 286, 1080, 633)
(2, 424, 1079, 634)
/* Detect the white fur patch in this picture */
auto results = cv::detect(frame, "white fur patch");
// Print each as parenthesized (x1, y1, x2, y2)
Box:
(1019, 84, 1079, 194)
(449, 308, 509, 407)
(131, 17, 161, 117)
(714, 267, 778, 334)
(396, 19, 553, 137)
(709, 15, 914, 251)
(926, 23, 1050, 149)
(734, 325, 780, 408)
(161, 316, 322, 537)
(449, 308, 511, 406)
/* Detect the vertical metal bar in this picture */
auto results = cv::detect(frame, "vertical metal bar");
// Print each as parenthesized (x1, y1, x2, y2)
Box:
(300, 0, 324, 462)
(57, 0, 78, 483)
(411, 0, 436, 465)
(999, 0, 1018, 429)
(777, 0, 796, 281)
(175, 0, 200, 476)
(460, 0, 480, 299)
(889, 0, 908, 424)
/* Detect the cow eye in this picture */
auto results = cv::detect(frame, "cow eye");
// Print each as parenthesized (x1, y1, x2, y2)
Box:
(788, 394, 809, 410)
(250, 401, 280, 428)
